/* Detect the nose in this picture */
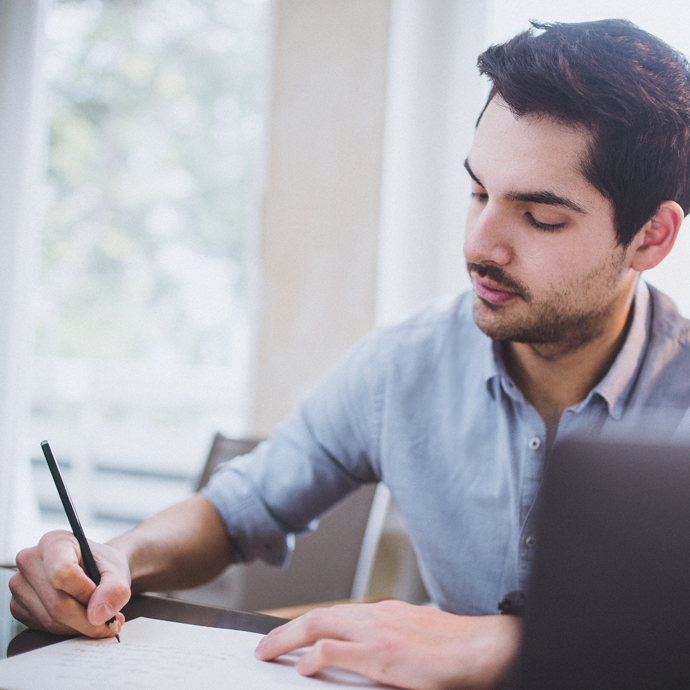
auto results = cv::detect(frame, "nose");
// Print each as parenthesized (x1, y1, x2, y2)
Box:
(463, 201, 513, 267)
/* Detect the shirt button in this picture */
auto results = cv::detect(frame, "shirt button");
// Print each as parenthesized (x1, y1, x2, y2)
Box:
(528, 437, 541, 450)
(525, 535, 536, 548)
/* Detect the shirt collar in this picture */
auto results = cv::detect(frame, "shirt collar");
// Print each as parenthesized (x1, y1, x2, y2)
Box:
(483, 329, 525, 403)
(482, 279, 652, 417)
(576, 279, 651, 420)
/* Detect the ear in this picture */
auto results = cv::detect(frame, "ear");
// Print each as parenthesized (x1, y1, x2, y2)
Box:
(629, 200, 684, 272)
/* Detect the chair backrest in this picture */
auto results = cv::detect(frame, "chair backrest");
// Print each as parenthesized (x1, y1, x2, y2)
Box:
(191, 432, 380, 611)
(195, 434, 262, 492)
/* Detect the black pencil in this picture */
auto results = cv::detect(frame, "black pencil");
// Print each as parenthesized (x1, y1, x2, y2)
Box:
(41, 440, 121, 642)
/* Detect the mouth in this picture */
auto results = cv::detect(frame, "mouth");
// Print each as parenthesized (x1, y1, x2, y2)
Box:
(471, 273, 521, 305)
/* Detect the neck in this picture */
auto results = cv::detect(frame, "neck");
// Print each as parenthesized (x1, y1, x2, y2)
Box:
(503, 284, 637, 438)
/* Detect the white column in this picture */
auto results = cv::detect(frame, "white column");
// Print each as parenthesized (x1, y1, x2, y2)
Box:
(0, 0, 47, 560)
(251, 0, 391, 436)
(376, 0, 491, 326)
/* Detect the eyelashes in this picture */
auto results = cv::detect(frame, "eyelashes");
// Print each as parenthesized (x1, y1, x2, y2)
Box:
(470, 192, 488, 201)
(525, 212, 566, 232)
(470, 193, 566, 232)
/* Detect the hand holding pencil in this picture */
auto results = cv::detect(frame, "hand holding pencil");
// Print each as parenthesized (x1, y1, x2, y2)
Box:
(39, 441, 123, 641)
(7, 442, 131, 639)
(10, 531, 130, 638)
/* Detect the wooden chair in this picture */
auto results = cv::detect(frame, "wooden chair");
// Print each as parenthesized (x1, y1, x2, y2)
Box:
(168, 433, 387, 617)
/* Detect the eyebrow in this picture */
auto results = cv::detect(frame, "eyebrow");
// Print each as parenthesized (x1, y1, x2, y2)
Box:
(463, 158, 587, 215)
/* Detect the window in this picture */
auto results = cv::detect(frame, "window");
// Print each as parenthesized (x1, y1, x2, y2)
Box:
(32, 0, 272, 541)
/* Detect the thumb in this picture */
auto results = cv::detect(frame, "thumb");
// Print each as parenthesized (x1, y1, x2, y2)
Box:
(85, 548, 131, 627)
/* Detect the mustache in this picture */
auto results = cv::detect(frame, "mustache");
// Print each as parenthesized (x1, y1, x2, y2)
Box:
(466, 262, 530, 300)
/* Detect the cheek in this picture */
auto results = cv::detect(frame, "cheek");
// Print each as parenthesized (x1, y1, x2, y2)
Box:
(542, 247, 622, 297)
(525, 245, 584, 295)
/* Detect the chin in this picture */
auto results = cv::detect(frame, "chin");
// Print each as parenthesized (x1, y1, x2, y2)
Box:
(472, 299, 524, 341)
(473, 298, 605, 348)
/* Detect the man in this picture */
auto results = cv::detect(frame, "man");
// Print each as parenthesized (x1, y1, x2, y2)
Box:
(10, 19, 690, 690)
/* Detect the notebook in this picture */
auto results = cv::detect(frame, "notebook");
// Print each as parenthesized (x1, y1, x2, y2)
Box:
(517, 437, 690, 690)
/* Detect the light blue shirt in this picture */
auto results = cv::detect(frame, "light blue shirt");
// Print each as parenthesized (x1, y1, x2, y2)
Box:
(202, 280, 690, 616)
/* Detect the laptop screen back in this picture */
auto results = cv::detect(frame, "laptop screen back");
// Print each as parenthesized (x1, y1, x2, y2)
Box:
(517, 438, 690, 690)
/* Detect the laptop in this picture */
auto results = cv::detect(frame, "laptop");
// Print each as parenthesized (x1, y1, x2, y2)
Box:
(517, 437, 690, 690)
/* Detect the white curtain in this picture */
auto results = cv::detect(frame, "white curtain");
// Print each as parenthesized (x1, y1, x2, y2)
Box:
(0, 0, 47, 562)
(366, 0, 492, 602)
(375, 0, 490, 326)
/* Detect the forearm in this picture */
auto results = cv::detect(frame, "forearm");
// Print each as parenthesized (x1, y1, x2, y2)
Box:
(107, 493, 233, 594)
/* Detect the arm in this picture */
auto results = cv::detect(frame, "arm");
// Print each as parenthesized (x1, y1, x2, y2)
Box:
(10, 494, 231, 638)
(109, 493, 232, 594)
(255, 600, 521, 690)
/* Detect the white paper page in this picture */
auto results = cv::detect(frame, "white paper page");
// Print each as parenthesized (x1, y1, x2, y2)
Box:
(0, 617, 391, 690)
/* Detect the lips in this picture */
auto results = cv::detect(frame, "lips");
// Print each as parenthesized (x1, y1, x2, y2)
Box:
(472, 274, 520, 305)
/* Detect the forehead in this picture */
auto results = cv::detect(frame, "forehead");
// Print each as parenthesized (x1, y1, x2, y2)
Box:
(468, 98, 601, 206)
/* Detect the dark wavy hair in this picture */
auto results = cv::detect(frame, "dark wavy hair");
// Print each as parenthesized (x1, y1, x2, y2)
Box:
(477, 19, 690, 246)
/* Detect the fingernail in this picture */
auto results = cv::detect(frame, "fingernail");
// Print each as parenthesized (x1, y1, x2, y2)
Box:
(255, 637, 265, 654)
(95, 603, 115, 625)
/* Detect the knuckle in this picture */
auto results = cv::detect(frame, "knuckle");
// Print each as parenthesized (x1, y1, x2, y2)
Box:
(49, 565, 76, 590)
(9, 597, 23, 619)
(110, 580, 132, 604)
(41, 528, 72, 544)
(7, 572, 23, 597)
(37, 530, 59, 550)
(311, 639, 336, 664)
(300, 609, 326, 634)
(15, 547, 34, 571)
(370, 634, 396, 658)
(42, 596, 68, 621)
(374, 599, 402, 614)
(9, 599, 35, 629)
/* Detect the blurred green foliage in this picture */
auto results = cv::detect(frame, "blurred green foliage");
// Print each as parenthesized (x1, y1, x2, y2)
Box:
(37, 0, 271, 364)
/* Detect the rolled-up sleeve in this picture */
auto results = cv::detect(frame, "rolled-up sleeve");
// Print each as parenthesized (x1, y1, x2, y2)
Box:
(200, 329, 385, 566)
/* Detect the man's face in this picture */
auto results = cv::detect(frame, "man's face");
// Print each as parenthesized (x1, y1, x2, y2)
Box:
(464, 98, 638, 348)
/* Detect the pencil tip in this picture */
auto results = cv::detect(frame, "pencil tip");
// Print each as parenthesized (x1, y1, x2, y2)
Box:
(106, 616, 121, 642)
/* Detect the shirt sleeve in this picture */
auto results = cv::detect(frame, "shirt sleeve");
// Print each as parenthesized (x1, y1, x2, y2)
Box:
(200, 328, 386, 566)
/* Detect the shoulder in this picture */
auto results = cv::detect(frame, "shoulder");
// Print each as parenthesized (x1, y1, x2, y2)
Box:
(647, 283, 690, 348)
(637, 283, 690, 415)
(322, 290, 485, 399)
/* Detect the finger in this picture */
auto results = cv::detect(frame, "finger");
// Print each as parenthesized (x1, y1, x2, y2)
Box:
(14, 535, 127, 638)
(35, 532, 97, 605)
(9, 591, 48, 632)
(295, 638, 372, 678)
(256, 606, 364, 661)
(36, 532, 129, 629)
(9, 569, 102, 636)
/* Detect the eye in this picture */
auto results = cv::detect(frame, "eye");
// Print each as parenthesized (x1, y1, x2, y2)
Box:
(526, 212, 565, 232)
(470, 191, 488, 202)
